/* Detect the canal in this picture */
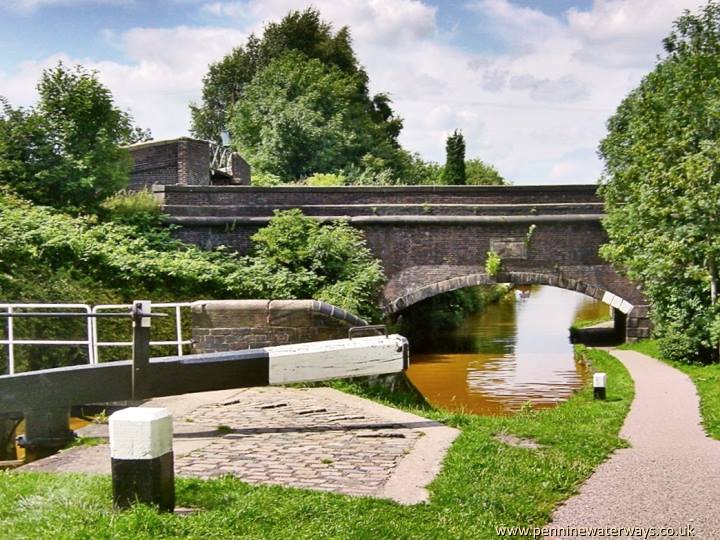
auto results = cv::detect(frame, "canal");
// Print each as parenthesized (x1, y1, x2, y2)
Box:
(406, 285, 610, 415)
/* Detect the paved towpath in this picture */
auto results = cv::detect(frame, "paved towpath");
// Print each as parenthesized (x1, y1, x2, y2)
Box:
(21, 386, 458, 504)
(549, 349, 720, 538)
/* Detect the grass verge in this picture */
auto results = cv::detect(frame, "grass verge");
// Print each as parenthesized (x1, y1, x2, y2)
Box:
(0, 347, 632, 539)
(621, 339, 720, 440)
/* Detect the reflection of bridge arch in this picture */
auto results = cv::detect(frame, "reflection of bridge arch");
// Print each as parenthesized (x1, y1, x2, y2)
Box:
(383, 271, 634, 316)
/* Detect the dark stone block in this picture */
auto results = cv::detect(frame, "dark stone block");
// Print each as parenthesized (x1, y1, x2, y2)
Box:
(112, 452, 175, 512)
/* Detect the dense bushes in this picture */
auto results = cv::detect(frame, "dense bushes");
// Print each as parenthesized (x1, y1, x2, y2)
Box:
(0, 192, 383, 318)
(0, 191, 385, 371)
(598, 2, 720, 362)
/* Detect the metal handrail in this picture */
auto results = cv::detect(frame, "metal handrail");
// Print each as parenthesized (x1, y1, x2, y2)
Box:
(0, 304, 92, 375)
(0, 302, 189, 374)
(92, 303, 192, 363)
(348, 325, 388, 339)
(209, 142, 232, 174)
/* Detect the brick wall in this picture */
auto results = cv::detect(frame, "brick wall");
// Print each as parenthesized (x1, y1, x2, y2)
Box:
(128, 141, 179, 190)
(231, 154, 251, 185)
(158, 184, 651, 341)
(127, 138, 250, 190)
(191, 299, 369, 353)
(177, 139, 210, 186)
(155, 184, 600, 207)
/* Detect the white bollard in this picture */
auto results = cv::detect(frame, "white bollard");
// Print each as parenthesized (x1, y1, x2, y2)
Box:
(593, 372, 607, 400)
(109, 407, 174, 512)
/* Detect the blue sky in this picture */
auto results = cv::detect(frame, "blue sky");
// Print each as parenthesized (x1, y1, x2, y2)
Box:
(0, 0, 707, 184)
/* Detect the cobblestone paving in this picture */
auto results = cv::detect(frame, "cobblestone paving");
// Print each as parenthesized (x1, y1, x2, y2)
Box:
(174, 387, 423, 496)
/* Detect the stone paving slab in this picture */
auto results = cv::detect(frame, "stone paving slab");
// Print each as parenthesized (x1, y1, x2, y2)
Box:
(21, 386, 458, 504)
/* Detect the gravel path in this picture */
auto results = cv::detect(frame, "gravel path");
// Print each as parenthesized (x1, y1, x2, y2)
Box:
(548, 349, 720, 538)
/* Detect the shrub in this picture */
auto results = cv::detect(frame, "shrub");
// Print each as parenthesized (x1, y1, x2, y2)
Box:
(485, 250, 502, 278)
(466, 159, 507, 185)
(243, 210, 384, 319)
(99, 189, 163, 229)
(251, 171, 284, 186)
(305, 173, 346, 186)
(659, 331, 704, 364)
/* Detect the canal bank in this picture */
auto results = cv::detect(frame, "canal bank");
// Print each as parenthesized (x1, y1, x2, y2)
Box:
(3, 346, 633, 538)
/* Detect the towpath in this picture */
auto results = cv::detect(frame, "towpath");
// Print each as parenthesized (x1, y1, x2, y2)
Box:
(549, 349, 720, 538)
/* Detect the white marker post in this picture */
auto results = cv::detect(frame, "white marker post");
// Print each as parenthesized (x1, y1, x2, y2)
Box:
(593, 372, 607, 400)
(109, 407, 174, 512)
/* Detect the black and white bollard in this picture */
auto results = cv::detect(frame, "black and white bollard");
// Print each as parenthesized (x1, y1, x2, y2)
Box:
(593, 372, 607, 400)
(109, 407, 175, 512)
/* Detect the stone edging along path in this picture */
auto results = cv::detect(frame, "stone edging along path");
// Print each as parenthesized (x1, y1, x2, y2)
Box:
(548, 349, 720, 538)
(21, 386, 458, 505)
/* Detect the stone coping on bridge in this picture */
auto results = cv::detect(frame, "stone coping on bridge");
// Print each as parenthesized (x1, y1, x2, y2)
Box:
(153, 184, 599, 194)
(191, 299, 369, 353)
(385, 270, 638, 317)
(166, 214, 604, 226)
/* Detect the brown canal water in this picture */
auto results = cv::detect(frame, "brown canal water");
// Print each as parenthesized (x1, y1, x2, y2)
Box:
(12, 417, 89, 463)
(406, 285, 610, 415)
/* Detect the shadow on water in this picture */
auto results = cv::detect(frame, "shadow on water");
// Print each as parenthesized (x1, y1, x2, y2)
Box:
(570, 326, 623, 347)
(406, 285, 612, 415)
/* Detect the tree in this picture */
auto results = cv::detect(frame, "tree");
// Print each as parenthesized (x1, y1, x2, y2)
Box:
(229, 52, 399, 179)
(0, 63, 150, 213)
(442, 130, 466, 185)
(190, 8, 390, 143)
(599, 1, 720, 361)
(465, 158, 506, 185)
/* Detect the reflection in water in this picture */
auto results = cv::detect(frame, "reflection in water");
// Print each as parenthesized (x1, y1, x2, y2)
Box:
(406, 286, 610, 415)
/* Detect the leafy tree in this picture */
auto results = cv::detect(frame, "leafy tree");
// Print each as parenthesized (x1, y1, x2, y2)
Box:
(0, 63, 150, 213)
(230, 52, 399, 179)
(465, 158, 506, 185)
(442, 130, 466, 185)
(190, 8, 397, 143)
(599, 1, 720, 361)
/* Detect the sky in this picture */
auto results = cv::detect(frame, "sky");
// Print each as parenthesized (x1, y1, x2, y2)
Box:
(0, 0, 710, 184)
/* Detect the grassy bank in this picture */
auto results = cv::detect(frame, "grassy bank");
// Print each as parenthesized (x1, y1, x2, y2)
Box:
(0, 347, 632, 539)
(621, 340, 720, 440)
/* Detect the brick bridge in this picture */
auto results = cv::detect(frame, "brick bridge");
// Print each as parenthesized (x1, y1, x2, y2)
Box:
(153, 184, 650, 341)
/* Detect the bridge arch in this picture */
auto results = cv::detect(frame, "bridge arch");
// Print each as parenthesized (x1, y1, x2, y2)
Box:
(383, 270, 635, 322)
(152, 183, 652, 340)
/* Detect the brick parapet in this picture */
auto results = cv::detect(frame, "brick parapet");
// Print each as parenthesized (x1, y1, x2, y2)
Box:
(191, 299, 368, 353)
(127, 138, 249, 190)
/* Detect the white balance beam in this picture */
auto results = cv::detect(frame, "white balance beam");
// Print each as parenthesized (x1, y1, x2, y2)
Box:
(267, 334, 408, 385)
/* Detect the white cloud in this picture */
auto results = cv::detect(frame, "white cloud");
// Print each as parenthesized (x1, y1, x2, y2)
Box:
(470, 0, 565, 50)
(508, 73, 589, 102)
(0, 26, 247, 139)
(567, 0, 706, 67)
(0, 0, 713, 183)
(221, 0, 438, 47)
